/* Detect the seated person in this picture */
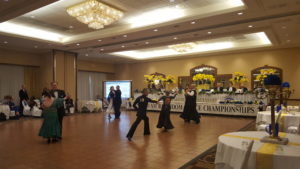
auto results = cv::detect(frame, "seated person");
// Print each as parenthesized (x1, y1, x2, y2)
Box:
(240, 85, 248, 93)
(3, 95, 20, 117)
(28, 96, 38, 109)
(214, 83, 224, 92)
(65, 94, 74, 113)
(227, 83, 236, 92)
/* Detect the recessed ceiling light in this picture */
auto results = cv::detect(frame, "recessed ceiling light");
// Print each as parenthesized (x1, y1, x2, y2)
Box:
(123, 35, 127, 38)
(173, 37, 178, 40)
(76, 43, 80, 46)
(207, 31, 212, 34)
(248, 25, 253, 28)
(100, 48, 104, 51)
(191, 21, 196, 24)
(85, 53, 89, 56)
(145, 42, 149, 44)
(3, 41, 8, 44)
(121, 45, 125, 48)
(237, 12, 243, 15)
(69, 25, 74, 29)
(98, 39, 102, 42)
(153, 29, 158, 32)
(34, 45, 38, 48)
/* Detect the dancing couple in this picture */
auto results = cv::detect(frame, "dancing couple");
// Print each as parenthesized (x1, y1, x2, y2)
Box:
(106, 85, 122, 119)
(180, 84, 201, 124)
(39, 82, 66, 143)
(127, 89, 177, 141)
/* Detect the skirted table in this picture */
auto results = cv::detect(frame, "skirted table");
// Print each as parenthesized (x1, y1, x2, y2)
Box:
(256, 111, 300, 133)
(0, 105, 11, 120)
(215, 131, 300, 169)
(77, 100, 102, 113)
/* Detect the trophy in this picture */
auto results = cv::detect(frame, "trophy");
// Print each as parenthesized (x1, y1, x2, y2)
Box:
(260, 74, 289, 145)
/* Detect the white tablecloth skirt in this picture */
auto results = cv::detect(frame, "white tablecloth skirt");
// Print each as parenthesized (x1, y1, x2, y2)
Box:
(215, 131, 300, 169)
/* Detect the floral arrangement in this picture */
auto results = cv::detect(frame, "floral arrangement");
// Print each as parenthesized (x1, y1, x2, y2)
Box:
(164, 75, 176, 84)
(192, 74, 215, 84)
(256, 69, 277, 84)
(230, 72, 249, 84)
(144, 74, 176, 86)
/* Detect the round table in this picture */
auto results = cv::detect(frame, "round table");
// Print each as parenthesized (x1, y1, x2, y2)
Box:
(215, 131, 300, 169)
(0, 105, 10, 120)
(256, 111, 300, 132)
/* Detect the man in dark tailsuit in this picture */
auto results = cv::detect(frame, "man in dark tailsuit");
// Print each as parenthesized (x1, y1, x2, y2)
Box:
(50, 81, 66, 139)
(113, 85, 122, 119)
(19, 84, 29, 116)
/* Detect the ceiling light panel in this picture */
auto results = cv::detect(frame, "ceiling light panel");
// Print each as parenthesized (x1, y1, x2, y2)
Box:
(112, 32, 272, 60)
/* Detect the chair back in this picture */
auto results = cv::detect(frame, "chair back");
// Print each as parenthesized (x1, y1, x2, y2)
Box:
(240, 140, 254, 169)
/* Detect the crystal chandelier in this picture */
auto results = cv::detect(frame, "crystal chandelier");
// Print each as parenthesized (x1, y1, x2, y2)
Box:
(168, 42, 196, 53)
(66, 0, 124, 30)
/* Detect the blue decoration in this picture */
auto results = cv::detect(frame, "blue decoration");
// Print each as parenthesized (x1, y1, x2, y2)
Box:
(265, 123, 279, 137)
(264, 74, 281, 86)
(281, 82, 290, 88)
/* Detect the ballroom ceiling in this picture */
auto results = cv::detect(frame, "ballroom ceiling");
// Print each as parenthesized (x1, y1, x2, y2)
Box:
(0, 0, 300, 63)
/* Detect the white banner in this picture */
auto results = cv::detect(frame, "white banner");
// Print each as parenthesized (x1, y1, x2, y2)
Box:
(126, 101, 258, 116)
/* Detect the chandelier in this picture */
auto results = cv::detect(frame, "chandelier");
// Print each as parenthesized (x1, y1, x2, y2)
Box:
(66, 0, 124, 30)
(168, 42, 196, 53)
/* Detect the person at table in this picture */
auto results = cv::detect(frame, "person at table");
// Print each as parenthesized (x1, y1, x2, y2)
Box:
(50, 81, 66, 139)
(19, 84, 29, 116)
(227, 83, 236, 92)
(39, 92, 64, 144)
(157, 91, 177, 131)
(3, 95, 20, 119)
(214, 83, 224, 93)
(113, 85, 122, 119)
(180, 84, 200, 124)
(240, 85, 248, 93)
(41, 87, 50, 98)
(65, 94, 74, 114)
(126, 88, 158, 141)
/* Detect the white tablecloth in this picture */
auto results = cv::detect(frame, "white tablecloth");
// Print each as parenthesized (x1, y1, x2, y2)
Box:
(215, 131, 300, 169)
(78, 100, 102, 112)
(256, 111, 300, 132)
(0, 105, 10, 120)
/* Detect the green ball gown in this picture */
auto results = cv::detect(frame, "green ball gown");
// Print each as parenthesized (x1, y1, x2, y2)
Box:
(39, 98, 64, 139)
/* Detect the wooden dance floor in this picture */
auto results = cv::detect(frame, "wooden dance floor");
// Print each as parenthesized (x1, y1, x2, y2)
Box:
(0, 111, 253, 169)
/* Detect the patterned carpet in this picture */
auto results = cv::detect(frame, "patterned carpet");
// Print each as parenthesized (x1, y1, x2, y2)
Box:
(179, 120, 256, 169)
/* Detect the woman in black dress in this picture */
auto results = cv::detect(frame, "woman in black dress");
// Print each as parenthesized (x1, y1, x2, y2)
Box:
(180, 84, 200, 124)
(157, 91, 177, 131)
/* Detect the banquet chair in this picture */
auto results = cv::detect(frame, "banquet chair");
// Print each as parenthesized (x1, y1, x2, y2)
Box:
(22, 100, 31, 116)
(31, 106, 42, 117)
(240, 140, 254, 169)
(287, 123, 300, 134)
(256, 121, 268, 131)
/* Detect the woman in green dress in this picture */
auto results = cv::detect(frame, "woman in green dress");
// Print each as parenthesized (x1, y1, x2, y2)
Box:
(39, 92, 64, 143)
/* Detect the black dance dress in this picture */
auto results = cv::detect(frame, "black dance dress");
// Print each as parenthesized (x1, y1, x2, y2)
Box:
(180, 90, 200, 123)
(156, 95, 176, 130)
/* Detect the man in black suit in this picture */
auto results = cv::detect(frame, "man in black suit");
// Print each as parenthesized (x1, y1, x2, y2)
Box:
(113, 85, 122, 119)
(126, 88, 157, 141)
(50, 81, 66, 139)
(19, 84, 29, 116)
(227, 83, 236, 92)
(214, 83, 224, 93)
